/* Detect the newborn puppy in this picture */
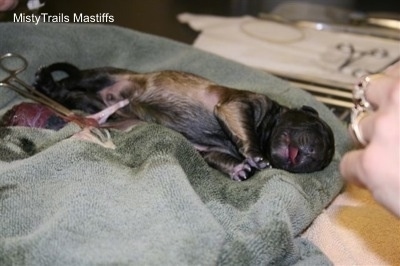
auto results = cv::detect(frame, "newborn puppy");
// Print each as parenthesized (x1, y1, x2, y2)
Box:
(34, 63, 335, 181)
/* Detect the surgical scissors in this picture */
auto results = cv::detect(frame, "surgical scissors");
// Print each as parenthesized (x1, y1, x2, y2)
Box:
(0, 53, 74, 117)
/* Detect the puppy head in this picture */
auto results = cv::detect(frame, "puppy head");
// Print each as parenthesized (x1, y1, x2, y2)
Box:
(268, 106, 335, 173)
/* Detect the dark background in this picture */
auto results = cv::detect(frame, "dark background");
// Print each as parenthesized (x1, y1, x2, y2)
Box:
(1, 0, 399, 44)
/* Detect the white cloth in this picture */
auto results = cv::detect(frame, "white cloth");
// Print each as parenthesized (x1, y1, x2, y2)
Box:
(178, 13, 400, 85)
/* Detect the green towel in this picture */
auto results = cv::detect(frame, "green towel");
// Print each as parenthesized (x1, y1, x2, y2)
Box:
(0, 23, 351, 265)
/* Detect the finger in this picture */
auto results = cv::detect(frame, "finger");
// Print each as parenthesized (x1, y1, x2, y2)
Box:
(339, 149, 367, 188)
(0, 0, 18, 11)
(352, 112, 377, 144)
(383, 60, 400, 78)
(363, 74, 396, 109)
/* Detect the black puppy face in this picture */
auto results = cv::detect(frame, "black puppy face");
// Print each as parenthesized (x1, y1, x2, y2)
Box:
(268, 106, 335, 173)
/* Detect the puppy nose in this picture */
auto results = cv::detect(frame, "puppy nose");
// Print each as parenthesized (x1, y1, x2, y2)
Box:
(302, 146, 316, 155)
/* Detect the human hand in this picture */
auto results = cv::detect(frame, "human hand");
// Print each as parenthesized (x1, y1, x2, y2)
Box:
(0, 0, 18, 11)
(340, 61, 400, 217)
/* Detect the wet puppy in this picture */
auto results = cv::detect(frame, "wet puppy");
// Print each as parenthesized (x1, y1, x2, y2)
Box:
(34, 63, 335, 181)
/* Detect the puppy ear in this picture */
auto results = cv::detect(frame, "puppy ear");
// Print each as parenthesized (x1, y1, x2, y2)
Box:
(300, 105, 319, 116)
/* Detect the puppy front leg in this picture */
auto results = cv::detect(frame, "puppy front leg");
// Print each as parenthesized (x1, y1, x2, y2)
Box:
(214, 95, 271, 173)
(201, 151, 255, 181)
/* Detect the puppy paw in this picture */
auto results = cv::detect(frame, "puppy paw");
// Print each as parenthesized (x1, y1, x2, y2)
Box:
(246, 156, 271, 170)
(230, 161, 254, 181)
(230, 157, 272, 181)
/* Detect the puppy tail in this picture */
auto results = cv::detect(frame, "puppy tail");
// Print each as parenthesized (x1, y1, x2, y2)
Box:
(34, 62, 82, 97)
(45, 62, 82, 78)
